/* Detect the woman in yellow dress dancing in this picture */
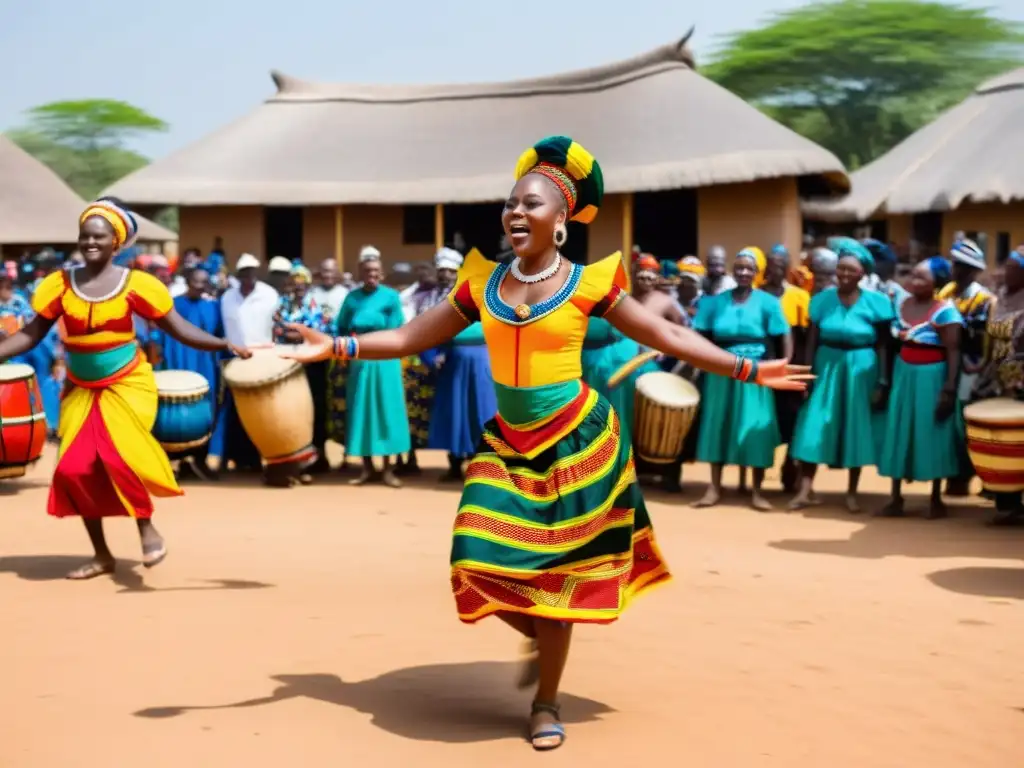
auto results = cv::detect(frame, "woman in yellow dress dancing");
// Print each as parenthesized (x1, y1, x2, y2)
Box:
(0, 198, 250, 579)
(281, 137, 810, 750)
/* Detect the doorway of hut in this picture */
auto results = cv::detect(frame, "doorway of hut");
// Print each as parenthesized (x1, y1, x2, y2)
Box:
(264, 207, 303, 263)
(444, 203, 505, 260)
(633, 188, 698, 261)
(443, 202, 590, 264)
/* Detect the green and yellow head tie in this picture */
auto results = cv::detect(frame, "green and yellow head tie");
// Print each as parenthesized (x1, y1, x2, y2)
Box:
(514, 135, 604, 224)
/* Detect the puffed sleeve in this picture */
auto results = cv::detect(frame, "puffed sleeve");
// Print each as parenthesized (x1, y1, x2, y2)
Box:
(764, 293, 790, 337)
(30, 270, 67, 319)
(933, 300, 964, 327)
(574, 252, 630, 317)
(447, 248, 495, 323)
(808, 289, 828, 325)
(691, 293, 716, 333)
(125, 270, 174, 321)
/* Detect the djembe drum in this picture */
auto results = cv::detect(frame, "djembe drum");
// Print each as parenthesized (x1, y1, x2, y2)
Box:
(153, 370, 214, 458)
(223, 348, 316, 472)
(963, 397, 1024, 491)
(0, 363, 48, 480)
(633, 371, 700, 464)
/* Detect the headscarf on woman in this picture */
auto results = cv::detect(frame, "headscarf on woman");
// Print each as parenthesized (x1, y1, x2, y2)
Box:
(736, 246, 767, 287)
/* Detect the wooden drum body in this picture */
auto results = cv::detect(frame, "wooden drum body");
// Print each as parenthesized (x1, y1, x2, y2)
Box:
(223, 348, 316, 468)
(154, 369, 214, 457)
(964, 398, 1024, 491)
(633, 371, 700, 464)
(0, 363, 47, 479)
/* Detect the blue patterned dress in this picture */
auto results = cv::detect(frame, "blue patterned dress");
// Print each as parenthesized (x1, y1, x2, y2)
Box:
(877, 296, 964, 482)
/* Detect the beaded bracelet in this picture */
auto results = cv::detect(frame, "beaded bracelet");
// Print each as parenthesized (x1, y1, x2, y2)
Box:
(731, 356, 759, 383)
(332, 335, 361, 360)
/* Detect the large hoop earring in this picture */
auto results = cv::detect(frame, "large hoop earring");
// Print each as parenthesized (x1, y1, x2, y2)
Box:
(553, 224, 568, 247)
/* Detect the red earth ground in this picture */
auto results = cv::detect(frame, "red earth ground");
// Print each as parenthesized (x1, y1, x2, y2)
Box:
(2, 445, 1022, 767)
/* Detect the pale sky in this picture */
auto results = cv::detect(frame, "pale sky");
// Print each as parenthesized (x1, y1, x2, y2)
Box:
(3, 0, 1023, 159)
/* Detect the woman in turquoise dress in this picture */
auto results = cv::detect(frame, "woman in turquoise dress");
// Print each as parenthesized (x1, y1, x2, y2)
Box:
(580, 315, 657, 436)
(333, 257, 410, 487)
(692, 248, 791, 510)
(789, 241, 893, 512)
(877, 258, 964, 519)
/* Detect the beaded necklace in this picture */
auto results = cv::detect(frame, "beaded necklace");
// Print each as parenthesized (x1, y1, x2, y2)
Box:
(483, 261, 583, 326)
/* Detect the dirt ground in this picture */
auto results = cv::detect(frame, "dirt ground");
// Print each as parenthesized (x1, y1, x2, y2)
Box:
(1, 444, 1022, 768)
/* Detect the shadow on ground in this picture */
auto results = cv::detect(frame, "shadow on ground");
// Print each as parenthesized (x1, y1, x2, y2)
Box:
(134, 660, 613, 743)
(927, 567, 1024, 599)
(0, 555, 273, 593)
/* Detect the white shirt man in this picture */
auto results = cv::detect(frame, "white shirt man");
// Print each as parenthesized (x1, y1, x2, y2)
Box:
(220, 253, 280, 346)
(309, 258, 349, 323)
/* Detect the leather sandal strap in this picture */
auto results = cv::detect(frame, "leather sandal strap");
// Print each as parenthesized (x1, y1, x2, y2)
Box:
(531, 701, 561, 718)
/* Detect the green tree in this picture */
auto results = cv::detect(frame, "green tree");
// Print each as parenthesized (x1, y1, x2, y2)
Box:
(6, 99, 168, 201)
(703, 1, 1024, 169)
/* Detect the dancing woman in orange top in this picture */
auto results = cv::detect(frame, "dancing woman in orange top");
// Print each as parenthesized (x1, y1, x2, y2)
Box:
(0, 198, 250, 580)
(281, 137, 810, 751)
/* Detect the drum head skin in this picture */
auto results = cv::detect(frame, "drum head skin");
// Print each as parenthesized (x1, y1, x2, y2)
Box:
(223, 347, 301, 389)
(0, 363, 35, 383)
(964, 397, 1024, 426)
(154, 369, 210, 397)
(635, 371, 700, 408)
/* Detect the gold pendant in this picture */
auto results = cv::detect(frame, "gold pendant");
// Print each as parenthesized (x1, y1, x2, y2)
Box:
(514, 304, 532, 320)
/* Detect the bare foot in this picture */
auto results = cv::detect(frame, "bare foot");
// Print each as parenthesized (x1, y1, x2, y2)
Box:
(845, 494, 861, 514)
(751, 491, 772, 511)
(925, 499, 948, 520)
(691, 487, 721, 508)
(382, 469, 402, 488)
(530, 703, 565, 751)
(788, 491, 813, 511)
(140, 526, 167, 569)
(348, 470, 375, 486)
(66, 557, 115, 580)
(874, 499, 904, 518)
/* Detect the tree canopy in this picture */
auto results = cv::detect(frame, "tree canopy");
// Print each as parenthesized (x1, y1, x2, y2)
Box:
(6, 98, 168, 202)
(703, 0, 1024, 169)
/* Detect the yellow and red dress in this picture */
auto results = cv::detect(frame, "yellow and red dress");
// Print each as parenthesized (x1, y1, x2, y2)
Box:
(31, 268, 181, 519)
(446, 250, 670, 624)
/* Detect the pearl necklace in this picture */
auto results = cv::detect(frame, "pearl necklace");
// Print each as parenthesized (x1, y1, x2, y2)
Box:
(510, 254, 561, 284)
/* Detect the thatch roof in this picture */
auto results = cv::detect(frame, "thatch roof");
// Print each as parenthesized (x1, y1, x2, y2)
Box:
(805, 67, 1024, 222)
(104, 32, 849, 206)
(0, 135, 178, 246)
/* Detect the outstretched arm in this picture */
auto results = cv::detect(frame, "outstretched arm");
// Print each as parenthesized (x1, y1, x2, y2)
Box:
(155, 310, 250, 358)
(0, 315, 56, 363)
(279, 301, 468, 363)
(606, 295, 811, 390)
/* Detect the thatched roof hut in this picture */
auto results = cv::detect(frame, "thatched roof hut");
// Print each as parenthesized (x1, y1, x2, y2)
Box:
(0, 135, 177, 247)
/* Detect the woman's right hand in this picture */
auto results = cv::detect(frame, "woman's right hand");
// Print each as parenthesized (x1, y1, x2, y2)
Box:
(755, 359, 814, 391)
(277, 323, 334, 363)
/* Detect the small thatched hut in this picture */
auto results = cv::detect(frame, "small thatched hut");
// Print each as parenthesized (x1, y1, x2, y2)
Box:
(804, 67, 1024, 265)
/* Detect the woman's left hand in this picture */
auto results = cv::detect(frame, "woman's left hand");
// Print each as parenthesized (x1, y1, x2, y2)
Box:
(935, 389, 957, 421)
(276, 323, 334, 363)
(755, 359, 814, 391)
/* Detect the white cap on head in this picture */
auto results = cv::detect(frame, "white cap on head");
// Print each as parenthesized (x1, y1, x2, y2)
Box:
(359, 245, 381, 262)
(434, 247, 464, 271)
(950, 239, 986, 270)
(268, 256, 292, 273)
(236, 253, 260, 271)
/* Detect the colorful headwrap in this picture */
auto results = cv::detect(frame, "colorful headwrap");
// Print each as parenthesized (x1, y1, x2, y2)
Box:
(920, 256, 953, 283)
(678, 256, 706, 283)
(514, 136, 604, 224)
(1009, 247, 1024, 267)
(635, 254, 660, 275)
(79, 198, 139, 251)
(769, 243, 790, 260)
(861, 238, 895, 264)
(950, 239, 986, 270)
(736, 246, 767, 286)
(828, 236, 875, 274)
(660, 259, 680, 281)
(290, 264, 313, 283)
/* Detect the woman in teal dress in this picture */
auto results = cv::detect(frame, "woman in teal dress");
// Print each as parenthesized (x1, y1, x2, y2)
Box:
(790, 241, 893, 512)
(692, 248, 791, 510)
(334, 257, 410, 487)
(877, 257, 964, 519)
(580, 315, 657, 436)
